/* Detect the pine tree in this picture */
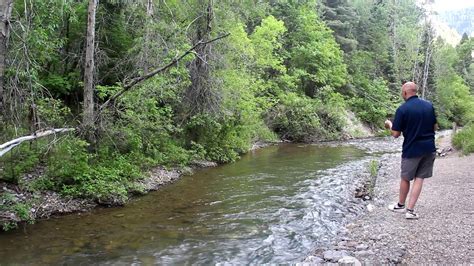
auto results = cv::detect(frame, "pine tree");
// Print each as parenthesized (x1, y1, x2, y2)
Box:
(320, 0, 358, 54)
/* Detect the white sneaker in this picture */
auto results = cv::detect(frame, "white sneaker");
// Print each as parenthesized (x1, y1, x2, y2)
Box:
(388, 203, 405, 213)
(405, 211, 419, 219)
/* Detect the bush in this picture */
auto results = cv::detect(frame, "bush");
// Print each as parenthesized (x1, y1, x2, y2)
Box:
(0, 130, 50, 183)
(350, 78, 396, 127)
(452, 123, 474, 155)
(267, 91, 347, 142)
(45, 137, 142, 204)
(185, 114, 250, 163)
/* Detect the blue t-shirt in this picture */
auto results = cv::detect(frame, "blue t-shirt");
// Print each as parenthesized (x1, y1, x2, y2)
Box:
(392, 96, 437, 158)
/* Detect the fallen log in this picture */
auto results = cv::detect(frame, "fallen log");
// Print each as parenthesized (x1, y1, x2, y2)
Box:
(0, 128, 76, 157)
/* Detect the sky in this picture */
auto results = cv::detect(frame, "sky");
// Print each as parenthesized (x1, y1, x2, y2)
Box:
(432, 0, 474, 11)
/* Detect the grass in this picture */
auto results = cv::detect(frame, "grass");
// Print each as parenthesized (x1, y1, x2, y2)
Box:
(367, 159, 380, 197)
(452, 123, 474, 155)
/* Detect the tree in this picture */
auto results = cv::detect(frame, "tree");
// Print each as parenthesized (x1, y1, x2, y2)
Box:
(319, 0, 358, 54)
(287, 4, 347, 97)
(83, 0, 97, 140)
(414, 23, 436, 100)
(0, 0, 12, 114)
(184, 0, 220, 115)
(456, 34, 474, 91)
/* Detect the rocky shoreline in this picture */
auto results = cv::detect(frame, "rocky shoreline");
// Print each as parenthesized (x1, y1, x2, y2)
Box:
(303, 153, 404, 265)
(303, 130, 457, 265)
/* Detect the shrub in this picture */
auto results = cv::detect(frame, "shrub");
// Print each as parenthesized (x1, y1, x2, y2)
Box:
(452, 123, 474, 155)
(45, 137, 142, 204)
(350, 78, 396, 127)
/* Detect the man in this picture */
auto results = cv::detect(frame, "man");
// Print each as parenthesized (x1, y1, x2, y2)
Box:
(384, 82, 437, 219)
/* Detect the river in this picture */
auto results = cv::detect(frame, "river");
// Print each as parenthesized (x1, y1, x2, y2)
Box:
(0, 139, 402, 264)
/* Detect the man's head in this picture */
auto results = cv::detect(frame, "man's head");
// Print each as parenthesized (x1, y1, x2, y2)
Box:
(401, 82, 418, 101)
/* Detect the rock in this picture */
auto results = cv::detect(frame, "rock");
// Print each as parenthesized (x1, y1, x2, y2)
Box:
(303, 256, 324, 263)
(338, 256, 362, 266)
(346, 241, 358, 248)
(323, 250, 349, 262)
(180, 167, 194, 176)
(189, 160, 218, 168)
(337, 241, 348, 248)
(356, 244, 369, 251)
(355, 250, 375, 257)
(367, 204, 375, 212)
(346, 223, 358, 229)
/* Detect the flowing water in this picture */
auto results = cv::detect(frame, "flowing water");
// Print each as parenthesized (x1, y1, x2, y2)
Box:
(0, 143, 383, 265)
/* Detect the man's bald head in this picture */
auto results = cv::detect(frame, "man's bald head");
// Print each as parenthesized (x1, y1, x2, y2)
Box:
(401, 82, 418, 100)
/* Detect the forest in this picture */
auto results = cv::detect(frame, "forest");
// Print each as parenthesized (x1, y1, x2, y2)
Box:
(0, 0, 473, 228)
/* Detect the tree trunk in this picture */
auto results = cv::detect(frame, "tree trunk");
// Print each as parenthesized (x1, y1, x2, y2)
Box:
(0, 0, 13, 114)
(185, 0, 221, 115)
(83, 0, 97, 138)
(144, 0, 153, 74)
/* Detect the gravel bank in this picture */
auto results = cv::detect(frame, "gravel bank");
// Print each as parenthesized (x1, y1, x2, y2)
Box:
(306, 132, 473, 264)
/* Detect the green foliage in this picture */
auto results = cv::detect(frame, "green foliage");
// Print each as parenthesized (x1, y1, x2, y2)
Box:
(268, 92, 322, 142)
(267, 89, 347, 142)
(349, 78, 395, 126)
(319, 0, 358, 54)
(287, 5, 348, 97)
(45, 137, 142, 204)
(436, 74, 474, 125)
(0, 192, 34, 230)
(0, 136, 49, 183)
(251, 15, 287, 73)
(434, 41, 474, 126)
(185, 114, 253, 163)
(369, 160, 379, 177)
(453, 123, 474, 155)
(3, 0, 474, 215)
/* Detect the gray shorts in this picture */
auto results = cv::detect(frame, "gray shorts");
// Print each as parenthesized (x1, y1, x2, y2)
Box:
(401, 152, 436, 181)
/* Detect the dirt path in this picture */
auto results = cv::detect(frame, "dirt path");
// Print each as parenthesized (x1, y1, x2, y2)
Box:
(342, 133, 474, 264)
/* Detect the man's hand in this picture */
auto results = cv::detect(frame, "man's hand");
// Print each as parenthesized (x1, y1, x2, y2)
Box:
(384, 119, 392, 130)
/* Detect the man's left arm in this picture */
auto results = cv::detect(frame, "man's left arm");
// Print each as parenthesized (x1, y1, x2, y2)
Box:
(432, 106, 438, 131)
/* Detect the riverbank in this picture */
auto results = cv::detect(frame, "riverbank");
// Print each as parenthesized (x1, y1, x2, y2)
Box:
(305, 131, 473, 264)
(0, 116, 373, 231)
(0, 141, 281, 231)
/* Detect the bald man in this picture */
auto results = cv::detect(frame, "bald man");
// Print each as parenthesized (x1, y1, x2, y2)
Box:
(384, 82, 437, 219)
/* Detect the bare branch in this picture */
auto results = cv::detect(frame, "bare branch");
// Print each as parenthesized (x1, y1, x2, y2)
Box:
(98, 32, 229, 112)
(0, 128, 76, 157)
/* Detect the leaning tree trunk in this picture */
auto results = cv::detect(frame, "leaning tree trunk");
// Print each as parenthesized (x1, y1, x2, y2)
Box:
(0, 0, 13, 114)
(83, 0, 97, 141)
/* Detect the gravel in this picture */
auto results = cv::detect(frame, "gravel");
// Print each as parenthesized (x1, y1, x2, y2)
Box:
(341, 133, 474, 264)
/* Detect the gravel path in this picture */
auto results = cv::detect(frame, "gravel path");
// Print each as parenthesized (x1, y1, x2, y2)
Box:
(342, 133, 474, 264)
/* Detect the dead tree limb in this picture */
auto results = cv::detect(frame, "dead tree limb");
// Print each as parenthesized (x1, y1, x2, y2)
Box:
(98, 33, 230, 112)
(0, 128, 75, 157)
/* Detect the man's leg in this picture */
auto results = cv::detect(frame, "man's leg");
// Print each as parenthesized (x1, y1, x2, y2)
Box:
(399, 178, 410, 205)
(407, 177, 424, 210)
